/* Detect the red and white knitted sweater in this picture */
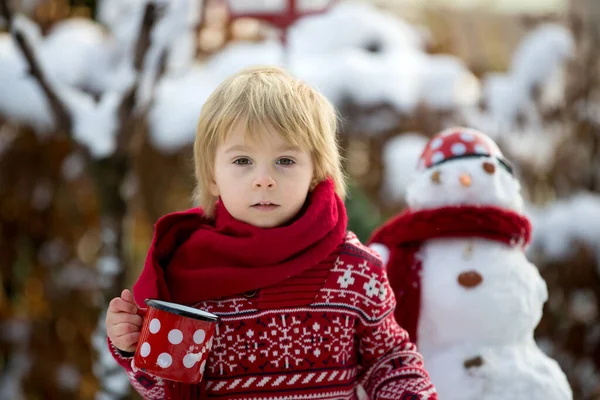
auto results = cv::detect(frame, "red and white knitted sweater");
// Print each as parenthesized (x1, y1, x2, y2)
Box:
(109, 233, 437, 400)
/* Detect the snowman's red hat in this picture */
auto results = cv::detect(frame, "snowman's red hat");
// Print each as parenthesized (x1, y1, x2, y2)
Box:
(418, 127, 513, 174)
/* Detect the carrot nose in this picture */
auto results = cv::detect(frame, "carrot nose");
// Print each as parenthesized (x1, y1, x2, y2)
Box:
(459, 174, 472, 187)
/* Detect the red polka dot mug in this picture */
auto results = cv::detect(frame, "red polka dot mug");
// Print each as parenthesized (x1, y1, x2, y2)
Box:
(134, 299, 219, 384)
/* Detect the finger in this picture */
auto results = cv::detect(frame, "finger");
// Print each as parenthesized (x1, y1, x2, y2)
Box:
(112, 332, 140, 353)
(109, 297, 138, 315)
(107, 312, 143, 327)
(120, 332, 141, 351)
(121, 289, 136, 305)
(113, 322, 142, 337)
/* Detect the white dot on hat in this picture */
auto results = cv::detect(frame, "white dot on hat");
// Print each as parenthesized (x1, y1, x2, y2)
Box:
(157, 353, 173, 368)
(431, 151, 445, 164)
(168, 329, 183, 345)
(140, 342, 151, 357)
(461, 133, 475, 142)
(451, 143, 467, 155)
(149, 318, 161, 334)
(183, 353, 200, 369)
(194, 329, 206, 345)
(474, 144, 488, 154)
(430, 137, 444, 149)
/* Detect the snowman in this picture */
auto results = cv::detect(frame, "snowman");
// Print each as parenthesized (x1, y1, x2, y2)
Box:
(368, 127, 572, 400)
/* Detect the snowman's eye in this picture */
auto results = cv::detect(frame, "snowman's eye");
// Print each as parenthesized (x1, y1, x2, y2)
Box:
(482, 162, 496, 175)
(431, 170, 441, 184)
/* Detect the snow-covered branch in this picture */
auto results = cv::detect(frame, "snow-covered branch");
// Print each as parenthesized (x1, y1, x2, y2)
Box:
(0, 0, 72, 133)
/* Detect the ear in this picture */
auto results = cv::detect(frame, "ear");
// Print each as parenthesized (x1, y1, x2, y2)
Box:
(209, 180, 220, 197)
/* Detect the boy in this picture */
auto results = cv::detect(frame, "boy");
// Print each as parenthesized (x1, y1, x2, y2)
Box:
(106, 66, 437, 399)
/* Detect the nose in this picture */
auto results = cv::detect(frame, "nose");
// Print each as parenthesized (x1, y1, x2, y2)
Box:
(253, 174, 276, 189)
(459, 173, 472, 187)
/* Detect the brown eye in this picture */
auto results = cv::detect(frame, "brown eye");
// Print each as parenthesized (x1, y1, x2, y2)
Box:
(431, 170, 441, 184)
(482, 162, 496, 174)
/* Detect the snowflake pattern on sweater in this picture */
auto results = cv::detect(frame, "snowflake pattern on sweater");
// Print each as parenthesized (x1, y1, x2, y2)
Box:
(109, 233, 437, 399)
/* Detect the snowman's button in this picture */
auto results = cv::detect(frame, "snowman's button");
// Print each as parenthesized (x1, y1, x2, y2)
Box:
(149, 318, 161, 334)
(458, 271, 483, 288)
(168, 329, 183, 345)
(194, 329, 206, 345)
(140, 342, 151, 357)
(464, 355, 484, 369)
(157, 353, 173, 368)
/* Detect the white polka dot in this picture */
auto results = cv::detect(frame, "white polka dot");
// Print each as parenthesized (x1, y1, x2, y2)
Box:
(183, 353, 199, 369)
(431, 151, 445, 164)
(451, 143, 467, 155)
(168, 329, 183, 345)
(157, 353, 173, 368)
(474, 144, 488, 154)
(149, 318, 161, 334)
(200, 360, 207, 373)
(193, 329, 206, 345)
(140, 342, 151, 357)
(461, 133, 475, 142)
(430, 137, 444, 149)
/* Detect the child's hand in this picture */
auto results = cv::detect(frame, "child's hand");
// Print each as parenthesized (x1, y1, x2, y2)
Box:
(106, 289, 143, 353)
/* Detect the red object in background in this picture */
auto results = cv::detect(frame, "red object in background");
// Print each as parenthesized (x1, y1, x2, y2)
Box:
(134, 299, 219, 384)
(224, 0, 337, 45)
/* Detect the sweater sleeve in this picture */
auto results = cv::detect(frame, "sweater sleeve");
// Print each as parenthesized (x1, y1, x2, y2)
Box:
(107, 337, 169, 399)
(355, 256, 437, 399)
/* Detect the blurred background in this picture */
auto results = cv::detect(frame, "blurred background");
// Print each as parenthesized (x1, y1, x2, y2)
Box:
(0, 0, 598, 398)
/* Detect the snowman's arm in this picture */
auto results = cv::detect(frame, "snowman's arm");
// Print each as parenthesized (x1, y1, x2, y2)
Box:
(356, 263, 437, 399)
(107, 337, 170, 399)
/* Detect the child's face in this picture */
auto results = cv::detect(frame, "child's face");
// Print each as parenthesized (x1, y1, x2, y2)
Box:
(211, 124, 314, 228)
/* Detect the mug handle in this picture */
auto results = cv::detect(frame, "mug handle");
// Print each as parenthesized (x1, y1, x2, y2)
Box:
(136, 307, 147, 317)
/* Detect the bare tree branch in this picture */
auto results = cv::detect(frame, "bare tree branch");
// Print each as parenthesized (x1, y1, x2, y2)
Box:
(116, 2, 159, 137)
(0, 0, 72, 134)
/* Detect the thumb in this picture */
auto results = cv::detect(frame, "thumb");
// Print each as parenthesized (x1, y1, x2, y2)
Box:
(121, 289, 137, 306)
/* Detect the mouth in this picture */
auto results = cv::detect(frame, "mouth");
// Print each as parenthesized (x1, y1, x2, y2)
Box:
(251, 202, 280, 211)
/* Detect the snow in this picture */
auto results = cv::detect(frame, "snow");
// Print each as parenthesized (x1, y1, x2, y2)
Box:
(568, 290, 598, 325)
(509, 24, 575, 94)
(288, 1, 426, 55)
(418, 239, 547, 351)
(424, 338, 572, 400)
(56, 364, 81, 391)
(465, 23, 574, 133)
(528, 193, 600, 266)
(61, 152, 87, 181)
(39, 18, 118, 93)
(379, 133, 428, 204)
(0, 0, 478, 156)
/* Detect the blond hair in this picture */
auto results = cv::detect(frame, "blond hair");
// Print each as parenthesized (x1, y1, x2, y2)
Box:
(193, 65, 346, 216)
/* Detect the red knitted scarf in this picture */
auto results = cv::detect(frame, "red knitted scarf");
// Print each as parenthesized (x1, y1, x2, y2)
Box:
(133, 179, 347, 307)
(367, 205, 531, 343)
